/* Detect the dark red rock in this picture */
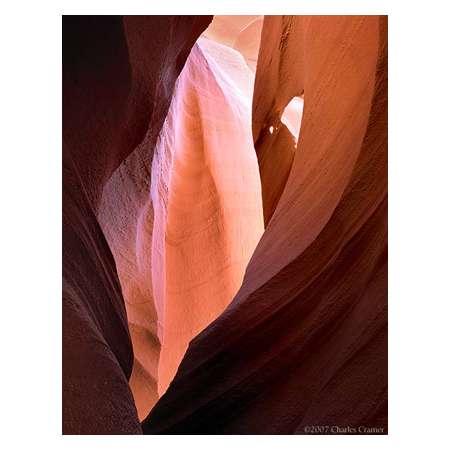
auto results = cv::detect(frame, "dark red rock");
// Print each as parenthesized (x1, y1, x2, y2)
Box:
(62, 15, 211, 434)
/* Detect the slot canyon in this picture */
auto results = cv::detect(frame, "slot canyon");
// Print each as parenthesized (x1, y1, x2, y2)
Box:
(62, 14, 387, 434)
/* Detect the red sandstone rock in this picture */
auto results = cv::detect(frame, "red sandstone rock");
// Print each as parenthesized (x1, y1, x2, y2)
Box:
(62, 15, 211, 434)
(63, 14, 387, 435)
(98, 33, 264, 417)
(152, 37, 264, 395)
(142, 15, 387, 434)
(98, 139, 160, 420)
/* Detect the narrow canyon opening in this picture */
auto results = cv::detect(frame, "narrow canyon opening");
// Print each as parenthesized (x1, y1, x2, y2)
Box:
(63, 15, 388, 434)
(98, 15, 278, 419)
(281, 95, 304, 148)
(151, 15, 266, 398)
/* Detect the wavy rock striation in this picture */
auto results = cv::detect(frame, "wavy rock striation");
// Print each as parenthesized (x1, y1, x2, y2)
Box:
(63, 14, 387, 435)
(98, 31, 265, 419)
(142, 15, 387, 434)
(151, 37, 264, 395)
(62, 15, 211, 434)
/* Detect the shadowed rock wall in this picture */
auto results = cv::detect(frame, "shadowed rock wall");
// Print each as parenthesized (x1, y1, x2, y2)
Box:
(62, 15, 211, 434)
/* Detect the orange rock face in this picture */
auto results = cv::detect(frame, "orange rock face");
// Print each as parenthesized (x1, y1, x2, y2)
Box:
(142, 15, 387, 434)
(63, 15, 387, 434)
(152, 37, 264, 395)
(98, 22, 265, 417)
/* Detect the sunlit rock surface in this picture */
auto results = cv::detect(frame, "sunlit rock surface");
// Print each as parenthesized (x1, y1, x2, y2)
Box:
(98, 28, 264, 416)
(152, 37, 264, 395)
(203, 15, 263, 71)
(142, 15, 387, 434)
(204, 15, 304, 226)
(63, 15, 387, 435)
